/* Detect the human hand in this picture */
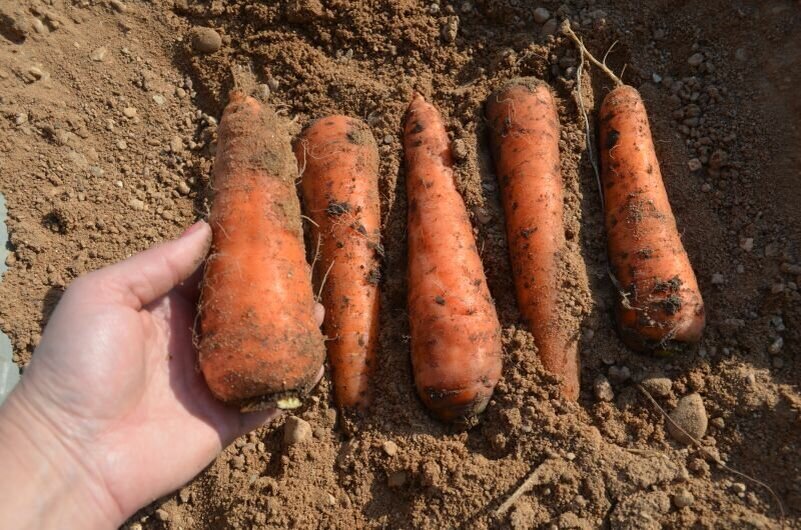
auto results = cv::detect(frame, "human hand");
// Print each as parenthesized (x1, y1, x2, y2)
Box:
(0, 221, 321, 529)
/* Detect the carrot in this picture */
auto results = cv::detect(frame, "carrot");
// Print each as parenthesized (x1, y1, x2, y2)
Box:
(486, 78, 579, 400)
(403, 93, 503, 422)
(599, 85, 705, 351)
(199, 91, 325, 410)
(562, 24, 705, 351)
(295, 115, 381, 411)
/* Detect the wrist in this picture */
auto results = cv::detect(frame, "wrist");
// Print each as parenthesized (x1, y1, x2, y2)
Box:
(0, 387, 123, 530)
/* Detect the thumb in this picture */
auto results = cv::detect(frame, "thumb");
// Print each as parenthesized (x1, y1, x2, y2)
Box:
(79, 221, 212, 309)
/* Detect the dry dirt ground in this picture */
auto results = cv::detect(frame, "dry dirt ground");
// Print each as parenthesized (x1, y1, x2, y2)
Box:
(1, 0, 800, 528)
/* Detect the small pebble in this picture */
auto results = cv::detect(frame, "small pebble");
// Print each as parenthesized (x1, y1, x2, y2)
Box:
(383, 134, 393, 145)
(179, 488, 191, 503)
(256, 83, 271, 101)
(32, 18, 46, 34)
(532, 7, 551, 24)
(116, 139, 128, 150)
(28, 66, 44, 79)
(90, 47, 108, 62)
(283, 416, 312, 445)
(652, 73, 663, 83)
(673, 488, 695, 508)
(110, 0, 127, 13)
(667, 393, 708, 445)
(382, 440, 399, 456)
(190, 27, 222, 54)
(593, 375, 614, 402)
(473, 207, 491, 225)
(739, 237, 753, 252)
(451, 139, 468, 160)
(711, 273, 725, 285)
(267, 76, 280, 91)
(123, 107, 137, 118)
(170, 135, 184, 153)
(768, 337, 783, 355)
(640, 376, 673, 398)
(687, 158, 702, 171)
(129, 198, 145, 211)
(155, 509, 170, 522)
(152, 94, 166, 105)
(687, 53, 704, 66)
(177, 181, 191, 195)
(732, 482, 746, 494)
(710, 417, 725, 429)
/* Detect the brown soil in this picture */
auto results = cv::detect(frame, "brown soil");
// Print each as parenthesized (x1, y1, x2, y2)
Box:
(1, 0, 799, 528)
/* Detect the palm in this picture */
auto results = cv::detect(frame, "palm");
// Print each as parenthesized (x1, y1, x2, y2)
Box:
(18, 224, 276, 517)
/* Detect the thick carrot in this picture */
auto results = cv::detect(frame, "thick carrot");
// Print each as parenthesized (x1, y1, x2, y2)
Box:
(199, 91, 325, 410)
(599, 85, 705, 351)
(295, 116, 381, 411)
(404, 93, 502, 422)
(486, 78, 579, 400)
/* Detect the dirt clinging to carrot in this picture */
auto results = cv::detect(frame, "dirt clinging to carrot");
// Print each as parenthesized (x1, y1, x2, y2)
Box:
(199, 91, 325, 409)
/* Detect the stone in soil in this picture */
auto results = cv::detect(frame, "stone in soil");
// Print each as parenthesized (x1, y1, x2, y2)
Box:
(533, 7, 550, 24)
(190, 27, 222, 54)
(284, 416, 312, 445)
(640, 376, 673, 398)
(593, 375, 614, 402)
(667, 393, 708, 445)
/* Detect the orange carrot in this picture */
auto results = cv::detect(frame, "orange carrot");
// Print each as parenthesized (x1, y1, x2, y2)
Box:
(486, 78, 579, 400)
(199, 91, 325, 410)
(599, 85, 705, 351)
(295, 115, 381, 411)
(404, 93, 503, 422)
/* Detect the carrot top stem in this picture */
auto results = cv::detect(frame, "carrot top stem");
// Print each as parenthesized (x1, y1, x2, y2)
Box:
(561, 21, 624, 87)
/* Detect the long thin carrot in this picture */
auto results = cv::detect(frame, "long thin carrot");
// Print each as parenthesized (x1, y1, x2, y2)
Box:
(199, 91, 325, 410)
(562, 24, 705, 351)
(599, 85, 705, 351)
(296, 115, 381, 411)
(486, 78, 579, 400)
(404, 93, 503, 422)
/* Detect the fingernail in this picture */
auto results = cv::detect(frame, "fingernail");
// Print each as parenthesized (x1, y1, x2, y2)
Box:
(181, 220, 207, 238)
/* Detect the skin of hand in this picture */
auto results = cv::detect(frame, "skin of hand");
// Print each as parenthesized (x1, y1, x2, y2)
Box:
(0, 221, 322, 529)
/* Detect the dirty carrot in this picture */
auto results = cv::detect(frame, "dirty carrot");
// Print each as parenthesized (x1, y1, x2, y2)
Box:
(295, 115, 381, 411)
(199, 91, 325, 410)
(404, 93, 503, 422)
(564, 23, 705, 351)
(486, 78, 579, 400)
